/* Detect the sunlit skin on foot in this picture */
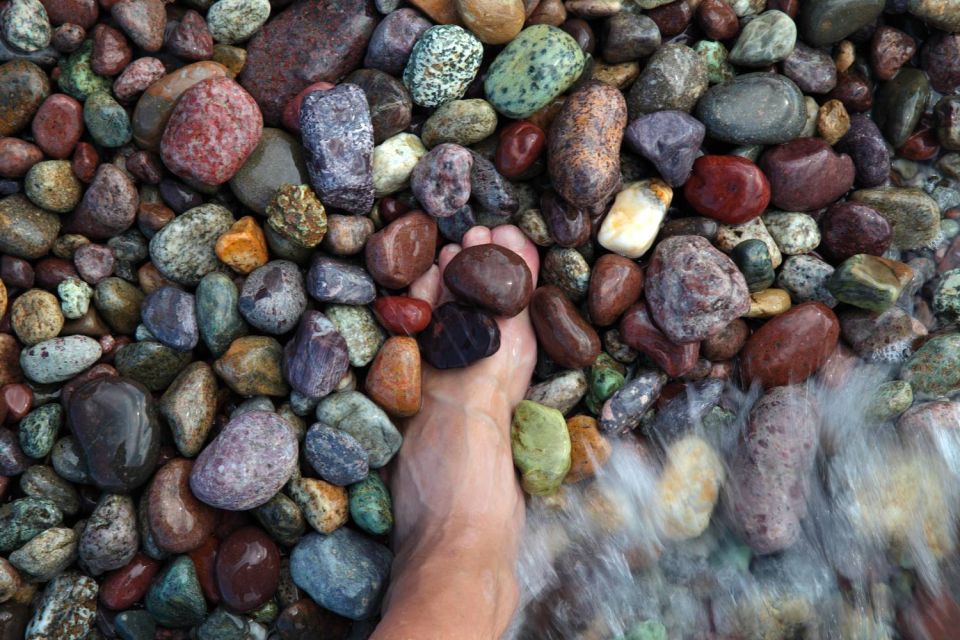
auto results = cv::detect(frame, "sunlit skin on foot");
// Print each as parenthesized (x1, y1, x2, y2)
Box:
(371, 225, 540, 640)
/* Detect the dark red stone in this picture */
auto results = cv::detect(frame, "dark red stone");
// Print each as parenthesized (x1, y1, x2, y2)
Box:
(443, 244, 533, 317)
(417, 302, 501, 369)
(683, 155, 771, 224)
(276, 599, 352, 640)
(1, 384, 31, 422)
(372, 296, 432, 335)
(167, 10, 214, 61)
(34, 257, 79, 290)
(698, 0, 739, 40)
(587, 253, 644, 327)
(147, 458, 219, 554)
(495, 121, 545, 180)
(364, 211, 438, 289)
(189, 535, 221, 605)
(529, 285, 600, 369)
(72, 141, 99, 183)
(646, 0, 693, 36)
(215, 526, 281, 613)
(280, 81, 335, 134)
(827, 72, 873, 113)
(897, 126, 940, 161)
(31, 94, 84, 160)
(59, 363, 117, 409)
(126, 150, 163, 184)
(620, 303, 699, 377)
(0, 256, 34, 290)
(99, 552, 161, 610)
(560, 18, 595, 54)
(541, 189, 591, 248)
(0, 138, 43, 177)
(820, 201, 891, 263)
(921, 34, 960, 95)
(41, 0, 98, 28)
(870, 26, 916, 81)
(758, 138, 855, 211)
(91, 24, 132, 76)
(377, 196, 411, 224)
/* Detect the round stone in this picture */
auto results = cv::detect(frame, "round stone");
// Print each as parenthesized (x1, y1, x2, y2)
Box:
(402, 25, 483, 108)
(696, 72, 807, 145)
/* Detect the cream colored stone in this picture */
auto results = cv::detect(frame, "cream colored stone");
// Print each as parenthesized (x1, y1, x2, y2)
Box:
(372, 133, 427, 197)
(656, 435, 724, 540)
(597, 179, 672, 259)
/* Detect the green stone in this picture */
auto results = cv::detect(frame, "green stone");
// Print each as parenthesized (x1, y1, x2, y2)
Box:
(403, 25, 483, 108)
(900, 333, 960, 398)
(797, 0, 884, 46)
(542, 246, 590, 301)
(196, 272, 248, 357)
(196, 608, 248, 640)
(253, 493, 306, 547)
(265, 183, 327, 249)
(728, 10, 797, 67)
(58, 277, 93, 319)
(874, 68, 930, 149)
(348, 474, 394, 536)
(511, 400, 571, 496)
(145, 556, 207, 628)
(325, 304, 384, 367)
(484, 25, 585, 119)
(58, 41, 111, 101)
(619, 620, 668, 640)
(0, 497, 62, 552)
(826, 254, 905, 311)
(93, 276, 145, 335)
(849, 187, 940, 251)
(866, 380, 913, 422)
(732, 239, 775, 292)
(587, 355, 626, 411)
(114, 341, 193, 392)
(114, 610, 156, 640)
(934, 268, 960, 320)
(249, 599, 278, 624)
(230, 128, 309, 215)
(421, 99, 498, 148)
(18, 403, 62, 459)
(83, 92, 132, 148)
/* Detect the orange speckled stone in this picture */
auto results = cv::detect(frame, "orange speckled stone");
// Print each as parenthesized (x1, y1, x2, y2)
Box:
(365, 336, 422, 418)
(564, 415, 611, 483)
(215, 216, 268, 275)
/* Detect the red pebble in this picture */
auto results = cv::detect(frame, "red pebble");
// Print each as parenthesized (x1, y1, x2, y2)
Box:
(1, 384, 32, 422)
(495, 121, 545, 179)
(99, 552, 161, 610)
(33, 257, 78, 290)
(72, 141, 99, 182)
(619, 303, 700, 378)
(91, 23, 132, 76)
(0, 475, 9, 501)
(280, 81, 336, 134)
(189, 535, 221, 605)
(897, 126, 940, 161)
(378, 196, 411, 224)
(112, 57, 167, 104)
(0, 137, 43, 177)
(646, 0, 693, 36)
(697, 0, 739, 40)
(683, 155, 770, 224)
(31, 93, 84, 159)
(215, 526, 280, 613)
(373, 296, 433, 335)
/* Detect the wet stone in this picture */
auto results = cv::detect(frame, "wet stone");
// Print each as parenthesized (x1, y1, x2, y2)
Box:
(325, 304, 384, 368)
(238, 260, 307, 335)
(410, 143, 473, 218)
(79, 494, 138, 575)
(282, 311, 350, 400)
(159, 362, 217, 458)
(364, 8, 431, 76)
(216, 526, 280, 613)
(797, 0, 883, 46)
(776, 254, 837, 306)
(598, 369, 666, 434)
(732, 239, 776, 293)
(141, 287, 198, 351)
(625, 110, 705, 187)
(696, 72, 806, 145)
(627, 43, 707, 118)
(781, 42, 836, 94)
(444, 244, 533, 317)
(827, 254, 909, 312)
(849, 187, 940, 251)
(196, 272, 247, 357)
(19, 335, 101, 384)
(11, 527, 76, 582)
(0, 194, 60, 259)
(24, 572, 97, 640)
(315, 391, 401, 469)
(900, 334, 960, 398)
(145, 556, 207, 628)
(403, 25, 482, 108)
(758, 137, 855, 212)
(149, 204, 234, 286)
(728, 10, 796, 67)
(530, 285, 600, 368)
(873, 68, 930, 149)
(113, 341, 192, 392)
(253, 493, 307, 548)
(834, 114, 890, 188)
(421, 99, 497, 148)
(214, 335, 288, 397)
(348, 474, 393, 535)
(17, 403, 61, 459)
(364, 211, 438, 289)
(620, 303, 700, 377)
(511, 400, 571, 496)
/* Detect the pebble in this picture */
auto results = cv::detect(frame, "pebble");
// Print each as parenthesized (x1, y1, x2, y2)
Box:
(922, 33, 960, 94)
(206, 0, 270, 44)
(31, 94, 82, 159)
(230, 128, 308, 215)
(325, 304, 385, 368)
(510, 400, 571, 496)
(524, 369, 588, 415)
(934, 269, 960, 320)
(598, 369, 665, 434)
(315, 391, 402, 469)
(496, 121, 545, 180)
(403, 25, 483, 108)
(146, 458, 216, 554)
(732, 239, 775, 292)
(469, 150, 519, 219)
(0, 194, 59, 259)
(835, 114, 890, 187)
(2, 0, 51, 52)
(827, 254, 910, 312)
(132, 62, 228, 150)
(762, 211, 820, 255)
(694, 39, 734, 85)
(900, 334, 960, 398)
(83, 91, 131, 148)
(345, 69, 412, 145)
(530, 285, 600, 368)
(100, 553, 161, 610)
(299, 84, 374, 215)
(937, 96, 960, 151)
(444, 244, 533, 317)
(190, 410, 298, 510)
(873, 68, 930, 149)
(0, 137, 42, 178)
(696, 72, 806, 145)
(195, 272, 247, 357)
(421, 99, 498, 148)
(58, 41, 111, 101)
(288, 475, 349, 534)
(114, 341, 193, 391)
(253, 493, 306, 547)
(166, 10, 213, 61)
(17, 403, 61, 459)
(541, 246, 589, 300)
(214, 335, 288, 396)
(729, 10, 796, 67)
(656, 435, 724, 540)
(50, 437, 90, 485)
(758, 137, 854, 211)
(64, 165, 138, 241)
(684, 155, 770, 224)
(625, 110, 705, 187)
(290, 529, 392, 621)
(79, 494, 138, 575)
(92, 276, 143, 334)
(620, 303, 700, 377)
(11, 288, 63, 345)
(19, 466, 80, 516)
(364, 211, 438, 289)
(304, 424, 369, 486)
(281, 310, 350, 400)
(410, 143, 473, 217)
(10, 525, 76, 582)
(867, 380, 913, 422)
(140, 287, 198, 351)
(563, 415, 610, 483)
(871, 26, 915, 81)
(307, 256, 376, 306)
(149, 204, 235, 285)
(365, 336, 421, 417)
(0, 497, 62, 552)
(145, 556, 206, 628)
(24, 572, 97, 640)
(587, 254, 643, 327)
(540, 189, 588, 247)
(215, 216, 268, 275)
(603, 13, 660, 62)
(645, 235, 750, 343)
(548, 80, 626, 209)
(111, 0, 165, 52)
(23, 160, 80, 214)
(776, 254, 836, 306)
(797, 0, 883, 46)
(19, 335, 101, 384)
(849, 187, 940, 251)
(627, 43, 707, 118)
(0, 557, 20, 602)
(372, 133, 426, 197)
(265, 184, 327, 250)
(598, 179, 672, 259)
(781, 41, 836, 93)
(112, 57, 166, 104)
(364, 8, 431, 76)
(746, 288, 792, 318)
(114, 610, 156, 640)
(215, 526, 279, 612)
(238, 260, 307, 335)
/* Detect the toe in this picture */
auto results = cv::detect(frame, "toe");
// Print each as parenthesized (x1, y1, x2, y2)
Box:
(462, 225, 492, 248)
(491, 224, 540, 288)
(409, 264, 441, 308)
(438, 243, 462, 276)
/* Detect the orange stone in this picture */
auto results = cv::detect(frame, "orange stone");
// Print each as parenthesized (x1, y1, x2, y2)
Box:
(137, 262, 177, 295)
(365, 336, 422, 418)
(0, 277, 6, 318)
(214, 216, 268, 274)
(564, 415, 611, 483)
(409, 0, 461, 24)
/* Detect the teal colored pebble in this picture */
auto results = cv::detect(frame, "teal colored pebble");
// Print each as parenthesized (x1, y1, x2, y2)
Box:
(196, 608, 250, 640)
(18, 403, 62, 459)
(484, 25, 585, 119)
(732, 239, 775, 292)
(0, 497, 62, 552)
(348, 474, 394, 536)
(196, 272, 248, 357)
(694, 40, 734, 84)
(866, 380, 913, 422)
(58, 41, 111, 101)
(900, 333, 960, 398)
(84, 92, 132, 148)
(145, 555, 208, 628)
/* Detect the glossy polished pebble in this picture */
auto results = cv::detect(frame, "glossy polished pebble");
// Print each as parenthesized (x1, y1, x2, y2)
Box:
(417, 302, 501, 369)
(588, 254, 644, 327)
(282, 311, 350, 400)
(215, 526, 280, 613)
(306, 256, 375, 305)
(820, 201, 891, 262)
(145, 555, 207, 628)
(365, 336, 421, 417)
(849, 187, 940, 251)
(495, 121, 545, 180)
(827, 254, 910, 312)
(444, 244, 533, 317)
(626, 43, 706, 117)
(696, 72, 806, 145)
(728, 10, 796, 67)
(732, 238, 775, 292)
(683, 155, 770, 224)
(797, 0, 883, 46)
(511, 400, 571, 496)
(529, 285, 600, 368)
(781, 42, 836, 94)
(598, 369, 666, 435)
(739, 301, 839, 388)
(146, 458, 217, 554)
(348, 474, 393, 535)
(620, 303, 700, 377)
(597, 179, 672, 259)
(99, 553, 161, 610)
(540, 189, 589, 248)
(78, 493, 138, 575)
(759, 137, 855, 212)
(364, 211, 438, 289)
(196, 272, 247, 357)
(372, 296, 432, 335)
(874, 68, 930, 149)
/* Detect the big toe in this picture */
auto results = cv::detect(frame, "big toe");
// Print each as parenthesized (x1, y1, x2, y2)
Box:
(462, 225, 493, 248)
(492, 224, 540, 288)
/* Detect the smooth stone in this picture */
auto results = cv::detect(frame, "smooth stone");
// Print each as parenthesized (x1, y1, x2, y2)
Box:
(598, 369, 666, 434)
(901, 334, 960, 398)
(469, 150, 519, 219)
(206, 0, 269, 44)
(597, 179, 672, 259)
(2, 0, 51, 53)
(364, 211, 438, 289)
(937, 96, 960, 152)
(529, 285, 600, 368)
(0, 426, 29, 476)
(797, 0, 884, 46)
(657, 435, 724, 540)
(24, 160, 80, 213)
(325, 304, 384, 368)
(62, 165, 138, 240)
(834, 114, 890, 188)
(866, 380, 913, 422)
(827, 254, 909, 311)
(421, 99, 497, 148)
(873, 68, 930, 149)
(365, 336, 421, 417)
(306, 257, 375, 307)
(587, 253, 644, 327)
(238, 260, 307, 335)
(410, 143, 473, 218)
(282, 310, 350, 400)
(0, 61, 49, 136)
(145, 556, 206, 628)
(539, 189, 588, 248)
(934, 269, 960, 320)
(694, 39, 734, 85)
(732, 239, 775, 292)
(0, 194, 59, 259)
(299, 84, 374, 215)
(140, 287, 198, 351)
(214, 335, 288, 397)
(548, 80, 626, 209)
(541, 246, 589, 301)
(372, 133, 425, 197)
(684, 155, 770, 224)
(265, 184, 327, 250)
(626, 43, 707, 118)
(11, 288, 62, 345)
(444, 244, 533, 317)
(729, 10, 796, 67)
(252, 493, 307, 548)
(17, 403, 61, 459)
(819, 201, 891, 262)
(287, 475, 349, 534)
(19, 466, 80, 516)
(344, 69, 412, 145)
(290, 529, 392, 621)
(304, 424, 369, 487)
(922, 33, 960, 94)
(19, 335, 100, 384)
(364, 8, 431, 76)
(620, 303, 700, 377)
(113, 341, 192, 391)
(696, 72, 806, 145)
(603, 12, 660, 62)
(776, 254, 837, 306)
(0, 497, 62, 552)
(195, 272, 247, 357)
(159, 362, 216, 457)
(524, 369, 588, 415)
(150, 204, 234, 286)
(348, 475, 393, 535)
(82, 91, 130, 148)
(625, 110, 705, 186)
(315, 391, 401, 469)
(647, 378, 724, 443)
(216, 526, 280, 613)
(759, 137, 854, 212)
(79, 494, 138, 575)
(781, 42, 836, 93)
(24, 573, 97, 640)
(190, 411, 298, 511)
(229, 129, 308, 215)
(484, 25, 584, 119)
(402, 25, 483, 108)
(91, 276, 142, 335)
(416, 301, 501, 368)
(58, 277, 92, 319)
(50, 437, 90, 485)
(372, 297, 432, 336)
(740, 302, 839, 388)
(146, 459, 216, 554)
(849, 187, 940, 251)
(645, 235, 750, 344)
(564, 415, 611, 482)
(114, 610, 156, 640)
(68, 376, 160, 492)
(511, 400, 571, 496)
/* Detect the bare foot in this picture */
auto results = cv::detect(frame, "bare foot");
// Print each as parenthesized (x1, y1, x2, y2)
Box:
(374, 225, 539, 639)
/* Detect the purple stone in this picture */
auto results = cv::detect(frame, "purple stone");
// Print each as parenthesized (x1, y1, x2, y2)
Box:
(625, 110, 705, 186)
(598, 370, 666, 435)
(922, 34, 960, 95)
(363, 8, 431, 76)
(304, 423, 369, 486)
(344, 68, 413, 145)
(141, 286, 199, 351)
(299, 84, 375, 215)
(63, 165, 139, 240)
(0, 427, 30, 476)
(73, 243, 115, 284)
(158, 178, 203, 214)
(410, 143, 473, 218)
(437, 204, 475, 243)
(189, 410, 299, 511)
(835, 114, 891, 187)
(282, 310, 350, 400)
(238, 260, 307, 335)
(781, 42, 837, 94)
(541, 189, 590, 248)
(306, 256, 376, 305)
(469, 150, 519, 220)
(417, 302, 500, 369)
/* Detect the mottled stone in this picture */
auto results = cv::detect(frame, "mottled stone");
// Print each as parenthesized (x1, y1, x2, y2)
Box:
(315, 391, 401, 469)
(282, 311, 350, 400)
(63, 164, 138, 240)
(237, 260, 307, 335)
(776, 254, 837, 306)
(79, 494, 138, 575)
(288, 475, 348, 534)
(145, 556, 206, 628)
(24, 573, 97, 640)
(598, 369, 665, 434)
(113, 341, 192, 391)
(196, 272, 247, 357)
(214, 335, 288, 397)
(849, 187, 940, 251)
(444, 244, 533, 317)
(873, 68, 930, 149)
(0, 194, 58, 259)
(304, 424, 369, 486)
(364, 8, 431, 76)
(627, 43, 707, 118)
(782, 42, 836, 93)
(19, 335, 100, 384)
(325, 304, 385, 368)
(729, 10, 796, 67)
(657, 435, 724, 540)
(410, 143, 473, 218)
(827, 254, 909, 312)
(421, 99, 497, 148)
(403, 25, 482, 108)
(149, 204, 234, 285)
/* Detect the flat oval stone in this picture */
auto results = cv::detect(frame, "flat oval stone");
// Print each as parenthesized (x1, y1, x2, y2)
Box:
(99, 552, 161, 611)
(159, 362, 217, 457)
(141, 286, 198, 351)
(620, 303, 700, 377)
(190, 411, 298, 511)
(300, 84, 374, 215)
(758, 137, 855, 211)
(873, 67, 930, 149)
(304, 423, 369, 486)
(834, 114, 890, 187)
(422, 98, 498, 149)
(68, 376, 160, 493)
(239, 0, 376, 124)
(820, 201, 891, 262)
(315, 391, 401, 468)
(238, 260, 307, 335)
(63, 164, 138, 240)
(306, 256, 375, 305)
(79, 494, 138, 575)
(229, 128, 309, 215)
(798, 0, 883, 46)
(149, 203, 235, 285)
(417, 302, 501, 369)
(530, 285, 601, 368)
(484, 25, 584, 119)
(365, 336, 421, 417)
(626, 43, 707, 118)
(548, 80, 626, 209)
(282, 310, 350, 400)
(922, 33, 960, 95)
(364, 211, 437, 289)
(146, 458, 217, 554)
(588, 253, 644, 326)
(372, 296, 432, 335)
(0, 194, 59, 259)
(732, 238, 776, 292)
(253, 493, 306, 547)
(402, 25, 483, 108)
(443, 244, 533, 317)
(32, 94, 83, 159)
(684, 155, 770, 224)
(739, 301, 839, 388)
(696, 72, 806, 145)
(196, 272, 247, 357)
(0, 60, 49, 136)
(19, 335, 101, 384)
(0, 137, 42, 178)
(729, 10, 797, 67)
(216, 526, 280, 613)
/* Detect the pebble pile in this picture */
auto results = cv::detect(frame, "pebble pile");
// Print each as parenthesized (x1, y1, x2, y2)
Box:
(0, 0, 958, 636)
